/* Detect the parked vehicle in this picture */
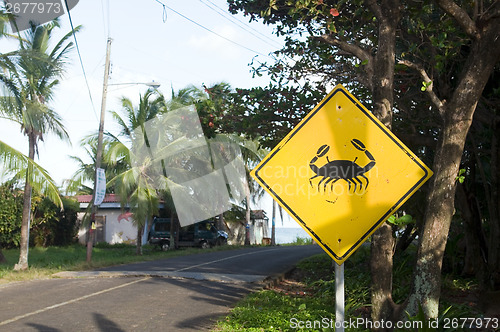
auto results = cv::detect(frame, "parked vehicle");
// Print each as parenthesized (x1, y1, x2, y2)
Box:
(148, 218, 228, 250)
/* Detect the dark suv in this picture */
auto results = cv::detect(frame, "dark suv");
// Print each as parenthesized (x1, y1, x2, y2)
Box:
(148, 218, 228, 250)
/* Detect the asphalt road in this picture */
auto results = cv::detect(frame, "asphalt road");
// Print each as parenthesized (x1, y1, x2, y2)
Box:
(0, 245, 323, 331)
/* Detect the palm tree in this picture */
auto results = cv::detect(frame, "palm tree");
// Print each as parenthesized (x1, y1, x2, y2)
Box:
(106, 89, 166, 255)
(105, 84, 267, 250)
(167, 84, 206, 111)
(0, 21, 79, 270)
(66, 134, 130, 195)
(237, 138, 267, 244)
(195, 83, 268, 243)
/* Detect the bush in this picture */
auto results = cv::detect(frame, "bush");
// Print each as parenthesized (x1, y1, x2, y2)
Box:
(31, 196, 79, 247)
(0, 183, 23, 249)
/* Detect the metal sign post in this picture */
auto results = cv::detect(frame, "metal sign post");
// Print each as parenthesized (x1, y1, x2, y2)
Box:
(335, 263, 345, 332)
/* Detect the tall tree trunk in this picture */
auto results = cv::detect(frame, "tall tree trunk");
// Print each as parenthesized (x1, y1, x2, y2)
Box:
(217, 213, 225, 232)
(136, 224, 143, 255)
(14, 134, 36, 271)
(406, 15, 500, 317)
(170, 211, 176, 250)
(406, 117, 468, 317)
(367, 0, 400, 327)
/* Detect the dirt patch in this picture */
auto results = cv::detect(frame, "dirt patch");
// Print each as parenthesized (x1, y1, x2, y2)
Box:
(266, 268, 314, 297)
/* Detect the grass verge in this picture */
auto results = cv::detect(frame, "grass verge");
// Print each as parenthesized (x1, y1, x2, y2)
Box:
(0, 243, 237, 284)
(214, 246, 487, 332)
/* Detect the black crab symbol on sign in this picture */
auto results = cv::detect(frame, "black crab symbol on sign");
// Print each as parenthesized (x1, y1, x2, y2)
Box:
(309, 139, 376, 193)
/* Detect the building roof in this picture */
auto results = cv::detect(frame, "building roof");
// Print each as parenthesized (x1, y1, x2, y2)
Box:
(75, 194, 121, 203)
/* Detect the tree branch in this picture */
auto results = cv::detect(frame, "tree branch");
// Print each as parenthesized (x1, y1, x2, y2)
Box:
(435, 0, 480, 40)
(315, 34, 374, 88)
(398, 59, 446, 116)
(479, 1, 500, 22)
(316, 34, 372, 61)
(365, 0, 383, 20)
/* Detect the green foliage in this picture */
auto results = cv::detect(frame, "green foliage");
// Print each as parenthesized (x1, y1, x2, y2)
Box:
(0, 139, 63, 208)
(30, 195, 79, 247)
(226, 84, 325, 149)
(421, 81, 432, 91)
(289, 236, 313, 245)
(217, 289, 338, 331)
(106, 89, 166, 229)
(455, 168, 466, 184)
(0, 182, 77, 249)
(228, 0, 375, 97)
(387, 213, 415, 227)
(404, 301, 482, 332)
(217, 247, 484, 331)
(216, 251, 370, 332)
(0, 183, 23, 248)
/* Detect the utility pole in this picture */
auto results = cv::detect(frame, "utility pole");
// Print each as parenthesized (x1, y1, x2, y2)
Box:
(87, 37, 112, 263)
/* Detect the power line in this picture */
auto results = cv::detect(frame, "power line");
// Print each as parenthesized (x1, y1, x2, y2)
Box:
(63, 0, 99, 121)
(152, 0, 271, 58)
(199, 0, 282, 49)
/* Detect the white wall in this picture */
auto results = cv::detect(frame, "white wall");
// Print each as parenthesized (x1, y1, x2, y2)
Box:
(77, 209, 138, 245)
(105, 210, 136, 244)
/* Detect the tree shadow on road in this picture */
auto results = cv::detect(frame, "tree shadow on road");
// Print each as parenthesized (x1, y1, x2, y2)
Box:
(25, 323, 61, 332)
(147, 277, 258, 307)
(93, 312, 125, 332)
(142, 277, 260, 330)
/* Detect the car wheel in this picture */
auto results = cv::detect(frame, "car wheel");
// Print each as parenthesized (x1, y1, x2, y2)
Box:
(200, 241, 210, 249)
(161, 242, 170, 251)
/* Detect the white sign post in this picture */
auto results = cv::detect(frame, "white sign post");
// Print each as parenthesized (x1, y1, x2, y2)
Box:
(336, 263, 345, 332)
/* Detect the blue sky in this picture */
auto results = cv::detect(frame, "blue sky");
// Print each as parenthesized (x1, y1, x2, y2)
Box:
(0, 0, 299, 227)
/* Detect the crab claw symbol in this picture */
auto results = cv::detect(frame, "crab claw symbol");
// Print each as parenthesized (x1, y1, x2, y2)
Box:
(351, 139, 366, 151)
(316, 144, 330, 157)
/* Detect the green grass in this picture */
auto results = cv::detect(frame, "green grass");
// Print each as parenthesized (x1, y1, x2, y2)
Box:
(214, 246, 484, 332)
(282, 236, 314, 246)
(216, 289, 339, 332)
(214, 249, 372, 332)
(0, 243, 236, 284)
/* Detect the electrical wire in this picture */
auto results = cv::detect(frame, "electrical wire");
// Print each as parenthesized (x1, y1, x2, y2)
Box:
(152, 0, 270, 58)
(200, 0, 297, 70)
(198, 0, 282, 49)
(63, 0, 99, 121)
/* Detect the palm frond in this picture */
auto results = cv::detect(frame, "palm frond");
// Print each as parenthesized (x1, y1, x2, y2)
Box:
(0, 139, 62, 208)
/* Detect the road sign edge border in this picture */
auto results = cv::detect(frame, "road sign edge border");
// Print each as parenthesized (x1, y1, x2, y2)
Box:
(251, 85, 433, 264)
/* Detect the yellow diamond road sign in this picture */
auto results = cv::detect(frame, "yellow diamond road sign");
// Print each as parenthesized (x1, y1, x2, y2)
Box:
(251, 84, 433, 264)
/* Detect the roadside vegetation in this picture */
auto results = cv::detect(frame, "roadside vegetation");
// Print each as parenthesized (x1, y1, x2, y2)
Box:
(215, 246, 484, 332)
(0, 243, 237, 284)
(285, 236, 313, 246)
